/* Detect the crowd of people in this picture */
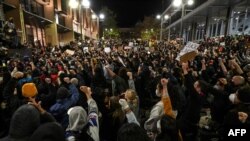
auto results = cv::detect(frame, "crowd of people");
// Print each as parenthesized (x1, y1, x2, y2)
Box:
(0, 35, 250, 141)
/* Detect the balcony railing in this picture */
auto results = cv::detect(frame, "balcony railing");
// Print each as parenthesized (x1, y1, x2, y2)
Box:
(22, 0, 45, 18)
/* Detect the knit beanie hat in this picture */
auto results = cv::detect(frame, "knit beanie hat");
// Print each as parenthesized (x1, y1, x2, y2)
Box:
(22, 83, 38, 98)
(56, 87, 71, 99)
(237, 85, 250, 104)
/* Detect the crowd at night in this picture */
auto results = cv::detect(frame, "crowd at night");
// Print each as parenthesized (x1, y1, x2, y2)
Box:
(0, 0, 250, 141)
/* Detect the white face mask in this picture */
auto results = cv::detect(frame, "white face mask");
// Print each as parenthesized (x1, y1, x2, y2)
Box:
(229, 94, 236, 104)
(155, 89, 162, 97)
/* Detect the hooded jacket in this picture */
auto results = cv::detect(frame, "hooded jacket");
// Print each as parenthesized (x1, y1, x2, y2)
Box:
(29, 122, 65, 141)
(0, 104, 40, 141)
(66, 99, 99, 141)
(49, 84, 79, 129)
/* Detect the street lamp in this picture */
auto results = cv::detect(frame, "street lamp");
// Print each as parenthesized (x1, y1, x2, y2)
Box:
(69, 0, 91, 40)
(173, 0, 182, 7)
(99, 13, 105, 20)
(92, 14, 97, 20)
(68, 0, 79, 9)
(82, 0, 90, 8)
(156, 15, 161, 20)
(187, 0, 194, 6)
(173, 0, 194, 42)
(164, 15, 169, 20)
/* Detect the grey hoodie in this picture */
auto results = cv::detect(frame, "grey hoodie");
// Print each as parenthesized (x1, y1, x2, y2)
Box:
(66, 98, 99, 141)
(0, 104, 40, 141)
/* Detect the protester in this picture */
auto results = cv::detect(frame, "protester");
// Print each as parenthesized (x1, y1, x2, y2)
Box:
(0, 34, 250, 141)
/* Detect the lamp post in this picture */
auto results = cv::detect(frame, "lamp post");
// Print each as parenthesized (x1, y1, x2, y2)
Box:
(99, 13, 105, 39)
(173, 0, 194, 42)
(69, 0, 90, 40)
(157, 14, 169, 41)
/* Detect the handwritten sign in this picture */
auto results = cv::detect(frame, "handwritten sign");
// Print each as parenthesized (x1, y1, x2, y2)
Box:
(176, 42, 200, 62)
(65, 49, 75, 55)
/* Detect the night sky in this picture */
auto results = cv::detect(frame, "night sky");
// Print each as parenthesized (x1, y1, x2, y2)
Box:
(91, 0, 171, 27)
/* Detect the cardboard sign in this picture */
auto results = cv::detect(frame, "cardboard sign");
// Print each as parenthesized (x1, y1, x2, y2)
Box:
(104, 47, 111, 53)
(176, 42, 200, 63)
(65, 49, 75, 55)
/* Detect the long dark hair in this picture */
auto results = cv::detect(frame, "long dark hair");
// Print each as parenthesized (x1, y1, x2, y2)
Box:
(155, 115, 180, 141)
(109, 96, 125, 124)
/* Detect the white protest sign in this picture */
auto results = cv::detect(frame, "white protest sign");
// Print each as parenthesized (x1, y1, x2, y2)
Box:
(65, 49, 75, 55)
(104, 47, 111, 53)
(83, 47, 89, 52)
(176, 42, 200, 62)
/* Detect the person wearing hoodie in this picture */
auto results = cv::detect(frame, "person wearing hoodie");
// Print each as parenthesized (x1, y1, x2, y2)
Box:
(222, 85, 250, 140)
(144, 77, 175, 140)
(29, 122, 65, 141)
(49, 83, 79, 129)
(0, 99, 56, 141)
(177, 62, 204, 141)
(66, 86, 99, 141)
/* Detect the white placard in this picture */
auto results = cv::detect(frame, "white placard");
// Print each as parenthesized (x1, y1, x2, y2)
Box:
(83, 47, 89, 52)
(104, 47, 111, 53)
(176, 42, 200, 61)
(65, 49, 75, 55)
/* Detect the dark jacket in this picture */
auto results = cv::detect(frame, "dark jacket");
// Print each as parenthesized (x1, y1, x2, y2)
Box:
(178, 73, 203, 131)
(49, 84, 79, 129)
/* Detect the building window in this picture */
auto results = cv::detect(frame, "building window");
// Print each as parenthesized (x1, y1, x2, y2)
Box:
(61, 0, 67, 13)
(22, 0, 45, 18)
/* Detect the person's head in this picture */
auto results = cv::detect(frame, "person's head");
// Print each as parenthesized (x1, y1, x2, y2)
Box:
(118, 67, 129, 81)
(124, 89, 137, 103)
(108, 96, 125, 121)
(214, 78, 227, 90)
(9, 104, 40, 140)
(232, 76, 245, 86)
(9, 17, 14, 23)
(229, 85, 250, 104)
(155, 115, 179, 141)
(108, 96, 121, 111)
(56, 87, 71, 99)
(66, 106, 88, 132)
(70, 78, 78, 86)
(29, 123, 65, 141)
(118, 123, 151, 141)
